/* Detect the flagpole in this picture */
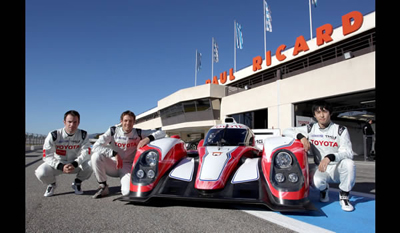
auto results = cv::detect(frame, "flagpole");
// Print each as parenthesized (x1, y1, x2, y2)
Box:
(211, 37, 214, 80)
(195, 49, 198, 86)
(308, 0, 313, 39)
(234, 20, 237, 72)
(263, 0, 267, 59)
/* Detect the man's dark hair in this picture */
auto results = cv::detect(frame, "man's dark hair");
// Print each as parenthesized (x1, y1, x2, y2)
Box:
(311, 100, 333, 115)
(120, 110, 136, 121)
(64, 110, 80, 121)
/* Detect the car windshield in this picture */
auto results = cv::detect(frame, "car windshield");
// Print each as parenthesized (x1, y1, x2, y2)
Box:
(204, 127, 248, 146)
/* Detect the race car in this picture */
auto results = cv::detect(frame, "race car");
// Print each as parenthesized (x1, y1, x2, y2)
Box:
(117, 118, 315, 211)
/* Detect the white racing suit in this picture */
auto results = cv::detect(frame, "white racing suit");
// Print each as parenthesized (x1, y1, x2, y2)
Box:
(91, 124, 166, 195)
(283, 122, 356, 192)
(35, 128, 93, 184)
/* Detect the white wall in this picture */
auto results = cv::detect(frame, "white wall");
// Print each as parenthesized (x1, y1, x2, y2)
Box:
(215, 11, 375, 87)
(221, 52, 375, 131)
(158, 83, 225, 110)
(135, 117, 162, 130)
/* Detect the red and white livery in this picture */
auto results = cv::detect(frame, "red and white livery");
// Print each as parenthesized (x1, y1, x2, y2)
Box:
(118, 118, 315, 211)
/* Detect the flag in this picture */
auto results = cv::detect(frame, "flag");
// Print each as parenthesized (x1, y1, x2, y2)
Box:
(311, 0, 317, 7)
(213, 38, 219, 63)
(196, 50, 202, 72)
(264, 0, 272, 32)
(236, 22, 243, 49)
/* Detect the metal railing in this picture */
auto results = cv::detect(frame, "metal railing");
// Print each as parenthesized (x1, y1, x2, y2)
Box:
(226, 29, 375, 96)
(25, 133, 46, 146)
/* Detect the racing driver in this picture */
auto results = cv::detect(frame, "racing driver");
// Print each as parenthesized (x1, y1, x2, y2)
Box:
(35, 110, 93, 197)
(91, 110, 166, 198)
(283, 101, 356, 211)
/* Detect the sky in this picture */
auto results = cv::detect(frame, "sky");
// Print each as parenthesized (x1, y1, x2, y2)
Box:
(26, 0, 375, 135)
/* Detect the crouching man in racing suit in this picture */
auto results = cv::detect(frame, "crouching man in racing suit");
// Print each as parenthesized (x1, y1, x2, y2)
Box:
(283, 101, 356, 211)
(35, 110, 93, 197)
(91, 110, 166, 198)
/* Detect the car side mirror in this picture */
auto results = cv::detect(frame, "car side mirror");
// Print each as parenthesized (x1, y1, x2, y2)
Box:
(198, 139, 204, 148)
(249, 137, 254, 146)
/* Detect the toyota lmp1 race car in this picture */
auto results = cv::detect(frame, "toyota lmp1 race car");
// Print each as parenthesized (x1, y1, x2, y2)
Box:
(117, 118, 316, 212)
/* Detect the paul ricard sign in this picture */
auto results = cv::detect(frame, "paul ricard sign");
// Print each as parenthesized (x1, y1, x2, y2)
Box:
(205, 11, 368, 85)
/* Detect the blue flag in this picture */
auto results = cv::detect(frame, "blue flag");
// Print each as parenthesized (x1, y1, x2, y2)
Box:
(236, 22, 243, 49)
(264, 0, 272, 32)
(196, 51, 202, 72)
(213, 39, 219, 63)
(311, 0, 317, 7)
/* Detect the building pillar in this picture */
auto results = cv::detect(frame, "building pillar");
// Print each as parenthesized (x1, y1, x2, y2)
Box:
(268, 103, 294, 132)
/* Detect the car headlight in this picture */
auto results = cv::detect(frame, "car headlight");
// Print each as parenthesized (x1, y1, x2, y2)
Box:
(275, 173, 285, 183)
(132, 150, 160, 185)
(145, 151, 158, 167)
(275, 151, 292, 169)
(288, 173, 299, 183)
(147, 170, 155, 179)
(136, 169, 145, 179)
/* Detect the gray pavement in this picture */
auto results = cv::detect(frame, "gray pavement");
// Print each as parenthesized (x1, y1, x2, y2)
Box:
(25, 150, 294, 233)
(308, 154, 375, 195)
(26, 149, 375, 232)
(349, 155, 375, 194)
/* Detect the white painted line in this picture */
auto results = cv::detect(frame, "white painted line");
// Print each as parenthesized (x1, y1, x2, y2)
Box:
(241, 208, 334, 233)
(238, 189, 374, 232)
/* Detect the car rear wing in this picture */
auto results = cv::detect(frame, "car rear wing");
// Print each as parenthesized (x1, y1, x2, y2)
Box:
(252, 128, 281, 151)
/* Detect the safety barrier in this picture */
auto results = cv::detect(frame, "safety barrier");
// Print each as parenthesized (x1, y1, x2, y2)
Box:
(25, 133, 46, 152)
(25, 145, 42, 152)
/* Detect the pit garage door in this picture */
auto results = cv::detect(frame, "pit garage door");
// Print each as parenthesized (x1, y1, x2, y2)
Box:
(293, 90, 375, 156)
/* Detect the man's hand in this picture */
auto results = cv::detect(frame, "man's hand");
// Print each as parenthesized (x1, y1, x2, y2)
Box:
(115, 154, 123, 169)
(63, 164, 75, 174)
(318, 157, 331, 172)
(138, 137, 151, 149)
(300, 137, 311, 152)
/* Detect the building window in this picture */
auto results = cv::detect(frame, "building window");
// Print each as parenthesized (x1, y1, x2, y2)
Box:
(160, 98, 217, 126)
(229, 108, 268, 129)
(183, 101, 196, 113)
(136, 111, 160, 124)
(196, 98, 211, 111)
(230, 112, 254, 129)
(160, 103, 183, 119)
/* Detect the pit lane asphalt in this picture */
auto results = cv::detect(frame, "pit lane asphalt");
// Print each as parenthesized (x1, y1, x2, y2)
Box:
(26, 149, 375, 232)
(25, 150, 295, 233)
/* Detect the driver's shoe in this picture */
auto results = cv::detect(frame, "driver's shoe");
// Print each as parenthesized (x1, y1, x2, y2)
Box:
(339, 190, 354, 212)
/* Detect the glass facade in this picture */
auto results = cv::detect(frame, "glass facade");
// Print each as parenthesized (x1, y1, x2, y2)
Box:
(230, 108, 268, 129)
(160, 98, 219, 126)
(203, 128, 253, 147)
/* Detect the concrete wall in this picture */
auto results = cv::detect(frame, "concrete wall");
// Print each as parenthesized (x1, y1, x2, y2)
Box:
(158, 83, 226, 110)
(135, 117, 162, 130)
(136, 84, 226, 133)
(220, 51, 375, 131)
